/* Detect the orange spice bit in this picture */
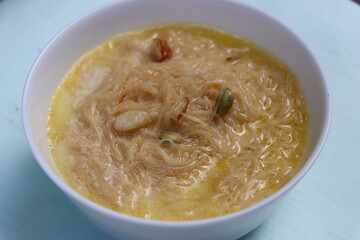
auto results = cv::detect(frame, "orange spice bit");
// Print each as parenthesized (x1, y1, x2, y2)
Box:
(177, 97, 190, 121)
(225, 55, 240, 62)
(119, 94, 127, 104)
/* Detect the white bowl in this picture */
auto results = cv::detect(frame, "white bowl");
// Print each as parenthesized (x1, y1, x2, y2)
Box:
(22, 0, 331, 239)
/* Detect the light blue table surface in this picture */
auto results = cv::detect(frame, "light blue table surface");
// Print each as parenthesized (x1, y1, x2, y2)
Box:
(1, 0, 360, 239)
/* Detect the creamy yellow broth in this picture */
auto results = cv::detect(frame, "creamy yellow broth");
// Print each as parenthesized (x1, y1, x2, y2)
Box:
(48, 24, 308, 221)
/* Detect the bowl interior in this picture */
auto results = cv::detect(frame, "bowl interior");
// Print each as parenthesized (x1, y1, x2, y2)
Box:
(23, 0, 330, 222)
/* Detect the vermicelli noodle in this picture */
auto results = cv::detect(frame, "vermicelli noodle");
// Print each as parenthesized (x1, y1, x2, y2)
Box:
(47, 24, 308, 220)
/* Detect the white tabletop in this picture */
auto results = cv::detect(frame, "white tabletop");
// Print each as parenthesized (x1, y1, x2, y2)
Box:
(1, 0, 359, 239)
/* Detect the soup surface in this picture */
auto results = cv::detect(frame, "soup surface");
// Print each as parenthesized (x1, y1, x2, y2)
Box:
(48, 24, 308, 221)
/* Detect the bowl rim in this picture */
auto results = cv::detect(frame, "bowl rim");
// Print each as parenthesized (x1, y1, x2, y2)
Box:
(22, 0, 331, 227)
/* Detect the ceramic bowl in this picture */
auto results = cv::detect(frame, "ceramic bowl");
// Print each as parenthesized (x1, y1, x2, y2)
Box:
(22, 0, 331, 239)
